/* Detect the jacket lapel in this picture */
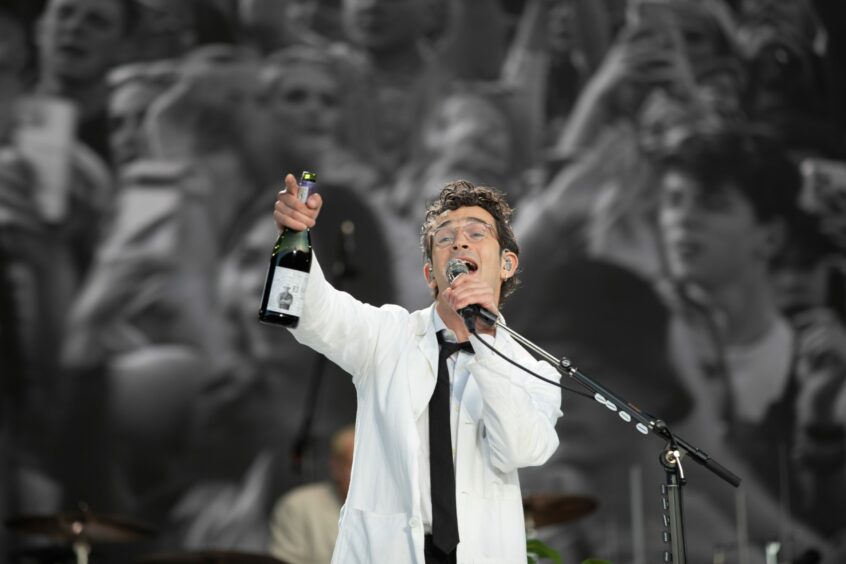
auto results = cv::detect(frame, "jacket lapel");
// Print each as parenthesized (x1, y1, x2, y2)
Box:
(409, 305, 439, 420)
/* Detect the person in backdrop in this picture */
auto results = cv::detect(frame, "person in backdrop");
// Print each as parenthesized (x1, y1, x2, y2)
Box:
(778, 157, 846, 320)
(655, 126, 844, 560)
(657, 126, 801, 493)
(386, 83, 528, 311)
(58, 41, 396, 552)
(34, 0, 138, 166)
(62, 49, 271, 381)
(268, 425, 355, 564)
(392, 84, 527, 217)
(107, 60, 177, 171)
(237, 0, 328, 54)
(182, 27, 418, 499)
(508, 257, 697, 563)
(273, 177, 562, 563)
(123, 0, 236, 63)
(0, 0, 66, 532)
(771, 209, 846, 541)
(57, 50, 276, 519)
(769, 154, 846, 548)
(214, 169, 395, 530)
(261, 44, 380, 198)
(550, 0, 742, 162)
(736, 0, 844, 157)
(514, 0, 746, 286)
(1, 0, 113, 522)
(333, 0, 509, 182)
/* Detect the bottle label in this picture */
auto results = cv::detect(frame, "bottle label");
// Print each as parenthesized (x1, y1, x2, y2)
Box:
(265, 267, 308, 317)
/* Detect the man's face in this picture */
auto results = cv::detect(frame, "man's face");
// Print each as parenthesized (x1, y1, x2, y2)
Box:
(109, 80, 162, 166)
(38, 0, 126, 84)
(425, 205, 507, 305)
(266, 64, 341, 160)
(342, 0, 423, 52)
(659, 170, 770, 290)
(422, 94, 513, 181)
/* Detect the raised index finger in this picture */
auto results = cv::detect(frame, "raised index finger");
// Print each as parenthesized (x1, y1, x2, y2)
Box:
(283, 173, 299, 198)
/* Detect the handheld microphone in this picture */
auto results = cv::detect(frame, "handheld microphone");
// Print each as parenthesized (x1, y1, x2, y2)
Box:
(445, 259, 498, 332)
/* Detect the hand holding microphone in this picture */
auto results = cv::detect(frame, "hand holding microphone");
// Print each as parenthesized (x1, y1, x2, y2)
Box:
(445, 258, 498, 333)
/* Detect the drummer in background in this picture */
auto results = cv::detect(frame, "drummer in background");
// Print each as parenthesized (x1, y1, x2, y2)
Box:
(268, 425, 355, 564)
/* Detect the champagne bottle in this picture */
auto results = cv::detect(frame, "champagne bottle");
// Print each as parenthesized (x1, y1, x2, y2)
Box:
(258, 171, 317, 327)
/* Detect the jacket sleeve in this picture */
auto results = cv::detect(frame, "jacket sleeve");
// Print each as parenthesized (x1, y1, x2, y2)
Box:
(288, 254, 408, 385)
(468, 332, 563, 473)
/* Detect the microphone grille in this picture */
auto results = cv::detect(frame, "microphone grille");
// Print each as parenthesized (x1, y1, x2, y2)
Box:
(446, 259, 469, 284)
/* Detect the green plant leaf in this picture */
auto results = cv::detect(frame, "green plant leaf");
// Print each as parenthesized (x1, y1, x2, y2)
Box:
(526, 539, 563, 564)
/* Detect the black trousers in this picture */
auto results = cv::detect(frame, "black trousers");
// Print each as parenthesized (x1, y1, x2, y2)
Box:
(424, 534, 457, 564)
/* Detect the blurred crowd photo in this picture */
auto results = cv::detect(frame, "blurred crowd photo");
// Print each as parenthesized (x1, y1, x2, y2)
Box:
(1, 0, 846, 562)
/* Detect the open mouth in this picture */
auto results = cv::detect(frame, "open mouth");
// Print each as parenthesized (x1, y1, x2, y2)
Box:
(459, 259, 478, 272)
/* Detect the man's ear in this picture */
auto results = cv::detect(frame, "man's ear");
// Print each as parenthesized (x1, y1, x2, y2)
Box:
(423, 261, 437, 289)
(501, 250, 518, 279)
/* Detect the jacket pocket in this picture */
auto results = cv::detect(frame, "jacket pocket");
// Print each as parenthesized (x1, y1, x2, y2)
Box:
(334, 507, 416, 563)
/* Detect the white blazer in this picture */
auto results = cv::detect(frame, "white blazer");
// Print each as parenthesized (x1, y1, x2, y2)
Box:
(290, 257, 562, 564)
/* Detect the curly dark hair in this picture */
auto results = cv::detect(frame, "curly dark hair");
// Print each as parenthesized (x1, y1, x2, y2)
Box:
(657, 126, 801, 223)
(420, 180, 520, 304)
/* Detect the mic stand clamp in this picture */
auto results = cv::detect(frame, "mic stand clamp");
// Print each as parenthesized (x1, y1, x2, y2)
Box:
(660, 440, 687, 563)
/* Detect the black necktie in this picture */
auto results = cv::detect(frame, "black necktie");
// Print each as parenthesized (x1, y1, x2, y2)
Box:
(430, 331, 473, 554)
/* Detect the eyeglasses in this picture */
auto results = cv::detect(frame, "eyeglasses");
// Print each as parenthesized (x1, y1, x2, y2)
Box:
(431, 220, 496, 248)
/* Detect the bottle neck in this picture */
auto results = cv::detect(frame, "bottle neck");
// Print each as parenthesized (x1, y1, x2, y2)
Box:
(298, 180, 315, 203)
(276, 225, 309, 243)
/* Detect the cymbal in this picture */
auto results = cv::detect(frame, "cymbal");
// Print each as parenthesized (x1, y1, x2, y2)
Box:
(523, 493, 598, 527)
(137, 551, 286, 564)
(6, 512, 155, 543)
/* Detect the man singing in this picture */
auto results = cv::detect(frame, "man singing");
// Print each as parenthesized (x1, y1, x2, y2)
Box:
(273, 176, 562, 563)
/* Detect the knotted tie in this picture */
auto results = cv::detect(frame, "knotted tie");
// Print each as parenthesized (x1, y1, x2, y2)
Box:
(430, 331, 473, 554)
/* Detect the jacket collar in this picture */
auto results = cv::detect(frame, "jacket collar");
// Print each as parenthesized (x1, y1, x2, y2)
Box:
(419, 304, 440, 376)
(407, 305, 440, 421)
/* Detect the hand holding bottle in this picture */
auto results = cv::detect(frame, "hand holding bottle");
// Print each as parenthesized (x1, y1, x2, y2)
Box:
(274, 173, 323, 233)
(260, 171, 321, 327)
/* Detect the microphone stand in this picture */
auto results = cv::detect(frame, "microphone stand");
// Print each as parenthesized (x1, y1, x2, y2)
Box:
(487, 319, 741, 564)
